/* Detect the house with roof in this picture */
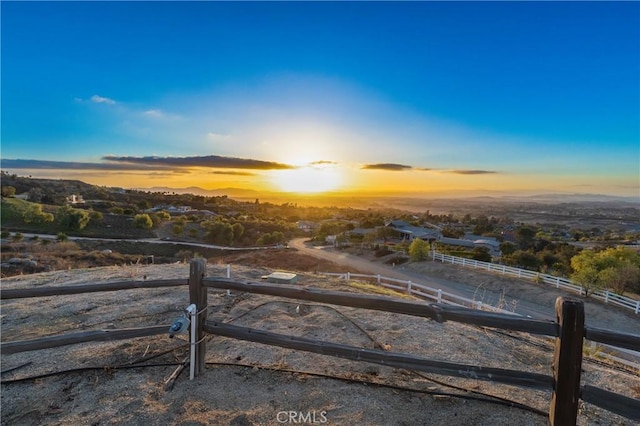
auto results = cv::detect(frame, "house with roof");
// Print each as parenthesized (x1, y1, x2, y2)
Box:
(437, 234, 502, 258)
(386, 220, 441, 242)
(296, 221, 318, 232)
(66, 194, 85, 205)
(385, 219, 501, 257)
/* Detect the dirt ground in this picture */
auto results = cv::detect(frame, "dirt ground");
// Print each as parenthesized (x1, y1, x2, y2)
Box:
(1, 251, 639, 426)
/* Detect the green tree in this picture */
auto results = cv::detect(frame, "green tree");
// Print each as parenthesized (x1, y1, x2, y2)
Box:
(472, 247, 492, 262)
(377, 226, 396, 242)
(89, 209, 103, 222)
(156, 210, 171, 221)
(508, 250, 542, 271)
(23, 203, 54, 224)
(516, 226, 537, 250)
(271, 231, 285, 244)
(231, 223, 245, 241)
(499, 242, 516, 256)
(1, 186, 16, 197)
(256, 233, 274, 245)
(206, 221, 234, 245)
(133, 214, 153, 229)
(408, 238, 430, 262)
(172, 224, 184, 236)
(57, 205, 90, 230)
(148, 212, 162, 227)
(571, 247, 640, 296)
(28, 187, 44, 202)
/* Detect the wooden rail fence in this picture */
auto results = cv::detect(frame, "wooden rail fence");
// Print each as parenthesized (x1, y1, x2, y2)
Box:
(1, 259, 639, 425)
(319, 270, 640, 369)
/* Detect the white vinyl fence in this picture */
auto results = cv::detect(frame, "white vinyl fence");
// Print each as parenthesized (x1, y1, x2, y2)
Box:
(431, 251, 640, 315)
(319, 271, 519, 316)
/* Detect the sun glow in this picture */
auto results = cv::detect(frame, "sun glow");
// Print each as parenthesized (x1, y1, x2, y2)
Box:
(270, 163, 344, 193)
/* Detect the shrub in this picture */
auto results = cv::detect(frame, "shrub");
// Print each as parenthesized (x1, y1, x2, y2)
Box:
(133, 214, 153, 229)
(408, 238, 430, 261)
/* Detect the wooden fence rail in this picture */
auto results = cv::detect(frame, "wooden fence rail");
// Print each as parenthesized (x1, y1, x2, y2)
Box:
(0, 279, 187, 299)
(1, 326, 167, 355)
(192, 260, 640, 424)
(319, 270, 640, 368)
(204, 278, 558, 336)
(203, 321, 554, 390)
(2, 259, 639, 424)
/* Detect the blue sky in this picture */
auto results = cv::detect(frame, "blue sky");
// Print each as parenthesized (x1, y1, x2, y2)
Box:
(1, 1, 639, 197)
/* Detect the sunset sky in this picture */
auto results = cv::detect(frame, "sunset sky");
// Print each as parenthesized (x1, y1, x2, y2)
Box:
(2, 2, 639, 199)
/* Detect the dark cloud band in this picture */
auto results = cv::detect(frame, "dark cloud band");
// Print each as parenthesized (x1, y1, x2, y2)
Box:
(361, 163, 413, 171)
(103, 155, 294, 170)
(2, 154, 294, 172)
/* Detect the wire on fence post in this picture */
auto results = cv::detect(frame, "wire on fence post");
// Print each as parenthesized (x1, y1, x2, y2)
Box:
(549, 297, 584, 426)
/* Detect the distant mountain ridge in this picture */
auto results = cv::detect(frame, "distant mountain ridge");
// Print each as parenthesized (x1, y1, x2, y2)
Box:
(136, 186, 639, 205)
(2, 173, 637, 206)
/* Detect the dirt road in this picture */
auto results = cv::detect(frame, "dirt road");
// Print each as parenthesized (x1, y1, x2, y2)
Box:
(289, 238, 554, 319)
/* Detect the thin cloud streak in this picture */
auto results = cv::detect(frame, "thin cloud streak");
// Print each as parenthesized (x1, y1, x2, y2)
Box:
(211, 171, 256, 176)
(446, 170, 499, 175)
(361, 163, 413, 171)
(310, 160, 338, 166)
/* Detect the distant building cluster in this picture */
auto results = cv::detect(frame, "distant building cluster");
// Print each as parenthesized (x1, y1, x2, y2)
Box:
(385, 219, 502, 257)
(146, 205, 217, 217)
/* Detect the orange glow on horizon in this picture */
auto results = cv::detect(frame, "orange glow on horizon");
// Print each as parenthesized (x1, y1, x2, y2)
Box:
(269, 163, 345, 193)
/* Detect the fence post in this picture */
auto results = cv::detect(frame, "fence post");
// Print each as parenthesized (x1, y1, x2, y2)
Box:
(549, 297, 584, 426)
(346, 272, 350, 282)
(377, 274, 381, 284)
(226, 264, 231, 279)
(437, 289, 442, 304)
(604, 290, 609, 304)
(189, 258, 208, 377)
(407, 281, 412, 295)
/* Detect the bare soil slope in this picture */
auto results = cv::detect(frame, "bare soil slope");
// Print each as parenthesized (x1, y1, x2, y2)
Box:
(1, 256, 639, 425)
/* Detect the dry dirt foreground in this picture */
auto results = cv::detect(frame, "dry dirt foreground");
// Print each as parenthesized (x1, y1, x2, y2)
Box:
(1, 259, 639, 426)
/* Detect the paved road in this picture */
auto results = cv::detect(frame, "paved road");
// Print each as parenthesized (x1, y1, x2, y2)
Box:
(289, 238, 556, 320)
